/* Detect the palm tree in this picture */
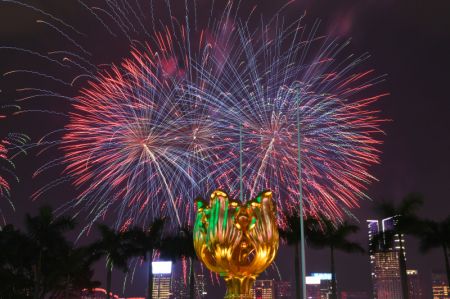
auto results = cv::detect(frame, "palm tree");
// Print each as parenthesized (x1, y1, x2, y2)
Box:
(375, 193, 424, 299)
(92, 224, 134, 299)
(416, 217, 450, 286)
(0, 224, 34, 299)
(24, 206, 75, 299)
(1, 212, 97, 299)
(127, 218, 165, 299)
(48, 246, 100, 299)
(306, 215, 364, 299)
(278, 211, 303, 299)
(160, 227, 197, 299)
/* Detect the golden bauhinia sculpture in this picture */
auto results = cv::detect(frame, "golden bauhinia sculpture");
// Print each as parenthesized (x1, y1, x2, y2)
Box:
(193, 190, 279, 299)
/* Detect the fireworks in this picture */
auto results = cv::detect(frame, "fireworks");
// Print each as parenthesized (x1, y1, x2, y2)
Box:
(0, 106, 29, 222)
(60, 46, 206, 227)
(188, 22, 387, 220)
(2, 1, 386, 228)
(0, 139, 12, 200)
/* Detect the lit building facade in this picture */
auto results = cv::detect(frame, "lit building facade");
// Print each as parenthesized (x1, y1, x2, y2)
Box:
(432, 272, 450, 299)
(305, 274, 332, 299)
(194, 273, 207, 298)
(251, 279, 291, 299)
(274, 280, 292, 298)
(167, 260, 207, 299)
(407, 269, 423, 299)
(372, 251, 402, 299)
(172, 273, 208, 298)
(152, 261, 173, 299)
(170, 277, 187, 298)
(253, 280, 275, 299)
(368, 217, 405, 299)
(306, 276, 321, 299)
(153, 275, 171, 299)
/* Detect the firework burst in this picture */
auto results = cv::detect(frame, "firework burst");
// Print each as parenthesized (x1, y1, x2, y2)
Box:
(2, 1, 386, 229)
(188, 20, 387, 220)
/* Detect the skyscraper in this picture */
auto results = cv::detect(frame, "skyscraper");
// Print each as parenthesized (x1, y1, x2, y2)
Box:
(171, 273, 207, 298)
(305, 274, 333, 299)
(194, 273, 207, 298)
(372, 251, 402, 299)
(274, 281, 292, 298)
(305, 276, 321, 299)
(432, 272, 449, 299)
(253, 280, 275, 299)
(152, 261, 173, 299)
(251, 279, 292, 299)
(381, 217, 406, 253)
(367, 217, 405, 299)
(407, 269, 423, 299)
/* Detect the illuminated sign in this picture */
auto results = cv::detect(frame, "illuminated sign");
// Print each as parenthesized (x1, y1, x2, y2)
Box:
(311, 273, 332, 280)
(305, 276, 321, 285)
(152, 261, 172, 274)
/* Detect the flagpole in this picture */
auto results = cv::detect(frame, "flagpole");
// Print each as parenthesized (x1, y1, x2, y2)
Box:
(239, 123, 243, 202)
(296, 107, 307, 299)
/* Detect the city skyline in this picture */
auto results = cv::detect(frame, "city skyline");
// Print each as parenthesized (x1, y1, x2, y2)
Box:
(120, 253, 445, 299)
(110, 258, 444, 299)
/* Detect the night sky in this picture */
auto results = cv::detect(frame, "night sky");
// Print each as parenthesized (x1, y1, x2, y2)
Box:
(1, 1, 450, 298)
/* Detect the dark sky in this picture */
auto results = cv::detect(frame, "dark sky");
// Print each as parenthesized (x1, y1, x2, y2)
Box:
(1, 0, 450, 298)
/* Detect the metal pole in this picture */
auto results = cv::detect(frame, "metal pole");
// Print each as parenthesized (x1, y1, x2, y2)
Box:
(296, 108, 307, 299)
(239, 123, 243, 202)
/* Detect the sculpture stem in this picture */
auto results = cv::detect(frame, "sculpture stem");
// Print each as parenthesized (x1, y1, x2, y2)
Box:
(224, 276, 255, 299)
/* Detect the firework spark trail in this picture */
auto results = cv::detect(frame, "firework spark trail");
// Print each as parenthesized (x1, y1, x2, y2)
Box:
(0, 106, 30, 223)
(187, 17, 387, 220)
(1, 0, 386, 229)
(1, 0, 85, 36)
(54, 39, 224, 227)
(143, 144, 181, 226)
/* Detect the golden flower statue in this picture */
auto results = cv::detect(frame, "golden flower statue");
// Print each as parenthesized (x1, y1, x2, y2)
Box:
(193, 190, 279, 299)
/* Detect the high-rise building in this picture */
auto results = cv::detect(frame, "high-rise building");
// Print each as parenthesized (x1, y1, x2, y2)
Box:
(314, 273, 333, 299)
(368, 217, 405, 299)
(253, 280, 275, 299)
(251, 279, 291, 299)
(274, 280, 292, 298)
(432, 272, 449, 299)
(305, 274, 333, 299)
(171, 273, 207, 299)
(194, 273, 208, 298)
(171, 275, 188, 299)
(381, 217, 406, 253)
(372, 251, 402, 299)
(152, 261, 173, 299)
(407, 269, 423, 299)
(306, 276, 321, 299)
